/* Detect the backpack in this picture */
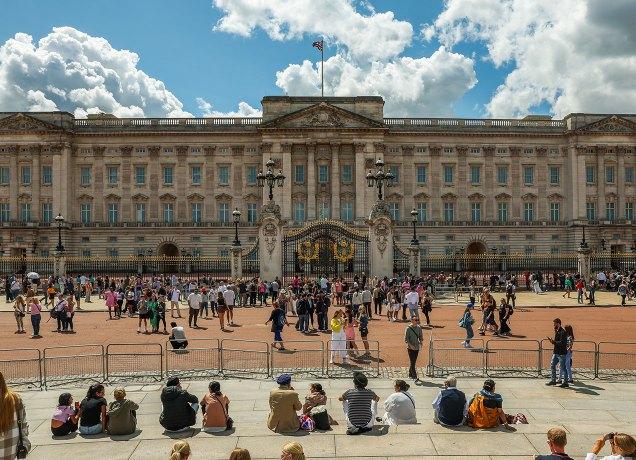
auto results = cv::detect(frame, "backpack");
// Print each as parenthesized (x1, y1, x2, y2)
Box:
(467, 394, 501, 429)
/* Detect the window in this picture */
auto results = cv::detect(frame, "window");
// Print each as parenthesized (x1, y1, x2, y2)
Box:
(416, 166, 427, 184)
(294, 165, 305, 184)
(443, 148, 453, 154)
(443, 202, 454, 222)
(135, 203, 146, 223)
(0, 167, 9, 185)
(108, 249, 118, 257)
(20, 203, 31, 221)
(341, 165, 353, 184)
(586, 165, 596, 183)
(42, 203, 53, 222)
(294, 202, 305, 222)
(389, 165, 399, 183)
(218, 248, 229, 257)
(163, 203, 174, 222)
(470, 148, 480, 155)
(497, 166, 508, 184)
(443, 165, 453, 183)
(191, 202, 202, 223)
(625, 167, 634, 184)
(21, 166, 31, 185)
(191, 166, 202, 185)
(40, 250, 49, 257)
(416, 202, 427, 222)
(218, 166, 230, 185)
(318, 201, 331, 219)
(247, 203, 258, 223)
(496, 148, 507, 155)
(606, 202, 616, 220)
(80, 167, 91, 186)
(497, 202, 508, 222)
(524, 148, 533, 155)
(107, 167, 118, 185)
(340, 202, 353, 221)
(80, 203, 91, 224)
(81, 249, 92, 258)
(0, 204, 9, 222)
(470, 165, 480, 184)
(42, 166, 52, 185)
(388, 202, 400, 220)
(471, 202, 481, 222)
(218, 202, 229, 222)
(525, 246, 534, 255)
(163, 166, 173, 185)
(523, 166, 534, 185)
(135, 166, 146, 185)
(108, 203, 119, 223)
(549, 166, 560, 185)
(586, 202, 596, 220)
(246, 166, 257, 185)
(625, 202, 634, 220)
(523, 202, 534, 221)
(605, 166, 615, 184)
(318, 164, 329, 183)
(550, 202, 560, 222)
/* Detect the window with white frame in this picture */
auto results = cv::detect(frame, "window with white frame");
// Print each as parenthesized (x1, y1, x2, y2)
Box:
(107, 167, 118, 185)
(388, 202, 400, 220)
(20, 203, 31, 221)
(294, 165, 305, 184)
(443, 165, 453, 183)
(246, 166, 257, 185)
(416, 202, 427, 222)
(416, 166, 427, 184)
(218, 166, 230, 185)
(191, 202, 202, 223)
(163, 166, 173, 185)
(625, 202, 633, 220)
(605, 165, 615, 184)
(340, 202, 353, 221)
(443, 202, 454, 222)
(586, 165, 596, 183)
(247, 203, 258, 222)
(80, 167, 91, 186)
(0, 167, 9, 185)
(318, 201, 331, 219)
(389, 165, 399, 183)
(163, 203, 174, 222)
(80, 203, 91, 224)
(21, 166, 31, 185)
(497, 166, 508, 184)
(586, 202, 596, 220)
(218, 202, 229, 222)
(497, 202, 508, 222)
(0, 203, 9, 222)
(549, 166, 560, 185)
(606, 202, 616, 220)
(523, 166, 534, 185)
(549, 202, 560, 222)
(191, 165, 202, 185)
(318, 164, 329, 183)
(294, 202, 305, 222)
(134, 166, 146, 185)
(523, 202, 534, 221)
(135, 203, 146, 223)
(625, 167, 634, 184)
(42, 166, 52, 185)
(341, 164, 353, 183)
(471, 202, 481, 221)
(108, 203, 119, 223)
(42, 203, 53, 222)
(470, 165, 480, 184)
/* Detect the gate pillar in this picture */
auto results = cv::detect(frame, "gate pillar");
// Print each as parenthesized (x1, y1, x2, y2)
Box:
(230, 244, 243, 279)
(577, 244, 592, 282)
(367, 202, 394, 278)
(259, 203, 283, 281)
(54, 251, 66, 277)
(409, 242, 421, 276)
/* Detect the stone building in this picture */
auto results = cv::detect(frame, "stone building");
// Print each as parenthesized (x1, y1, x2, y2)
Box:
(0, 96, 634, 259)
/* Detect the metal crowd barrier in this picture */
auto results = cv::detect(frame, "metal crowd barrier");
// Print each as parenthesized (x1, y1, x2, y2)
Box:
(220, 339, 270, 378)
(326, 340, 381, 378)
(0, 348, 42, 389)
(271, 340, 325, 378)
(541, 339, 598, 380)
(43, 345, 105, 388)
(106, 343, 163, 383)
(427, 338, 486, 377)
(485, 340, 541, 378)
(597, 341, 636, 380)
(165, 338, 221, 379)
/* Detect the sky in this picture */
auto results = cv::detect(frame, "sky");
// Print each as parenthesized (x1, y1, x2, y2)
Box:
(0, 0, 634, 119)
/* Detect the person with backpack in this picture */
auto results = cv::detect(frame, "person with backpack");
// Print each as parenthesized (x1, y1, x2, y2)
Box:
(459, 303, 476, 348)
(404, 315, 423, 381)
(265, 302, 289, 351)
(466, 379, 514, 431)
(379, 379, 417, 425)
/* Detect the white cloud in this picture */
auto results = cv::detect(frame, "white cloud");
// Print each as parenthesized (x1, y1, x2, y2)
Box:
(212, 0, 413, 60)
(424, 0, 636, 117)
(196, 97, 262, 117)
(0, 27, 192, 117)
(276, 48, 476, 116)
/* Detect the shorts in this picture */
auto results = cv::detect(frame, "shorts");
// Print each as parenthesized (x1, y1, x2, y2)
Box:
(227, 305, 234, 311)
(139, 312, 150, 319)
(391, 304, 400, 312)
(359, 328, 368, 337)
(218, 306, 228, 314)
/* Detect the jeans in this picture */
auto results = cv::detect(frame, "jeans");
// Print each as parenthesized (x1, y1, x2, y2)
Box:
(79, 423, 103, 435)
(577, 289, 584, 303)
(465, 324, 474, 344)
(317, 312, 328, 331)
(550, 353, 567, 381)
(274, 327, 283, 342)
(407, 304, 419, 319)
(298, 314, 310, 332)
(559, 351, 573, 381)
(31, 314, 41, 336)
(407, 348, 419, 379)
(188, 307, 199, 327)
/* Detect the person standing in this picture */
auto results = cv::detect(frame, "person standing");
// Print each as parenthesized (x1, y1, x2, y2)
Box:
(498, 298, 511, 336)
(137, 292, 150, 334)
(13, 295, 26, 334)
(187, 288, 201, 328)
(223, 285, 236, 327)
(546, 318, 569, 388)
(421, 292, 433, 326)
(265, 302, 289, 351)
(53, 293, 68, 333)
(618, 280, 628, 306)
(0, 371, 30, 458)
(170, 287, 182, 318)
(405, 286, 420, 320)
(559, 325, 575, 385)
(404, 315, 423, 381)
(27, 296, 43, 338)
(459, 303, 475, 348)
(329, 310, 347, 364)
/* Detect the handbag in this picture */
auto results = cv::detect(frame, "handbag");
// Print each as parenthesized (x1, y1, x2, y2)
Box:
(16, 401, 29, 459)
(213, 396, 233, 430)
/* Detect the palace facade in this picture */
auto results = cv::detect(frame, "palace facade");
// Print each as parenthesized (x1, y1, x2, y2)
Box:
(0, 96, 634, 259)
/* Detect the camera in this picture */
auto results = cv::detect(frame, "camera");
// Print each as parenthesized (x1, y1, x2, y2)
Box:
(604, 433, 615, 442)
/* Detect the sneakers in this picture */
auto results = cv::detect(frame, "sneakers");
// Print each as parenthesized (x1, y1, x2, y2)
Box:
(559, 382, 569, 388)
(545, 381, 557, 386)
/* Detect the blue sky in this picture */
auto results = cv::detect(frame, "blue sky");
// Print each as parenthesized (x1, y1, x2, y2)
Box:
(0, 0, 633, 118)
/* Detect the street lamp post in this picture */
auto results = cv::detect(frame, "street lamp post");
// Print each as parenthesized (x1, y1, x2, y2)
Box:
(257, 158, 285, 202)
(410, 208, 419, 245)
(579, 224, 589, 249)
(232, 208, 241, 246)
(366, 158, 395, 201)
(54, 213, 65, 252)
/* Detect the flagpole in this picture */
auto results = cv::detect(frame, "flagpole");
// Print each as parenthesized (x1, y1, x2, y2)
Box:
(321, 39, 324, 98)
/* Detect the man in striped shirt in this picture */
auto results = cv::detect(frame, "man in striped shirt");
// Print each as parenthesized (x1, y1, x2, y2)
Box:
(339, 372, 379, 435)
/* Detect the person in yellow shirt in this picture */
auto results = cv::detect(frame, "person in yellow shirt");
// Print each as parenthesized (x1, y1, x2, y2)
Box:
(330, 310, 347, 364)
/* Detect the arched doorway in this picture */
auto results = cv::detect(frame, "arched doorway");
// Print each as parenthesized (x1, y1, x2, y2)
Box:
(465, 241, 487, 271)
(158, 242, 179, 257)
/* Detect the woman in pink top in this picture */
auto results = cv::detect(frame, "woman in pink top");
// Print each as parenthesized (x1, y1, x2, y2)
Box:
(27, 297, 43, 337)
(65, 296, 75, 332)
(104, 289, 117, 319)
(51, 393, 79, 436)
(344, 310, 359, 358)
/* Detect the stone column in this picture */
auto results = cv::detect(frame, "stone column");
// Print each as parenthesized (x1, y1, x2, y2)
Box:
(281, 143, 293, 220)
(617, 150, 625, 218)
(367, 203, 394, 278)
(121, 146, 134, 221)
(536, 147, 548, 219)
(54, 250, 66, 277)
(9, 146, 18, 220)
(509, 147, 521, 219)
(402, 145, 415, 214)
(148, 146, 160, 220)
(258, 204, 283, 281)
(175, 146, 188, 220)
(331, 143, 340, 219)
(456, 146, 468, 220)
(307, 143, 316, 220)
(577, 244, 592, 282)
(408, 242, 421, 276)
(93, 146, 106, 222)
(230, 244, 243, 279)
(31, 146, 41, 220)
(596, 147, 605, 218)
(483, 147, 495, 220)
(429, 146, 442, 221)
(354, 143, 366, 220)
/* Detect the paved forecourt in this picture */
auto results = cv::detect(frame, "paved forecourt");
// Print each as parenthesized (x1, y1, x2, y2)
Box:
(20, 377, 636, 459)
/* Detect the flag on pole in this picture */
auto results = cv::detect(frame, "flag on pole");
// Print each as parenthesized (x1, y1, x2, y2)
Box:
(312, 39, 325, 97)
(312, 40, 323, 51)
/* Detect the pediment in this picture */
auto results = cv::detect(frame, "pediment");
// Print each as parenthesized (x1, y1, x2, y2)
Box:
(17, 193, 31, 201)
(187, 193, 205, 201)
(522, 193, 537, 200)
(575, 115, 636, 134)
(243, 193, 260, 201)
(215, 193, 233, 201)
(386, 192, 402, 200)
(159, 193, 176, 201)
(77, 194, 93, 201)
(495, 193, 512, 200)
(468, 193, 485, 200)
(0, 113, 66, 133)
(413, 192, 430, 200)
(260, 102, 384, 130)
(547, 193, 564, 201)
(105, 193, 121, 201)
(132, 193, 149, 201)
(441, 192, 457, 200)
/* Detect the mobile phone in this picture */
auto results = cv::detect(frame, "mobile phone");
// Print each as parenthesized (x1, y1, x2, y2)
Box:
(604, 433, 615, 442)
(74, 402, 80, 410)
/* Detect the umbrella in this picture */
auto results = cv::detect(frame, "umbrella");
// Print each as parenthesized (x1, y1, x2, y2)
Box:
(27, 272, 40, 280)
